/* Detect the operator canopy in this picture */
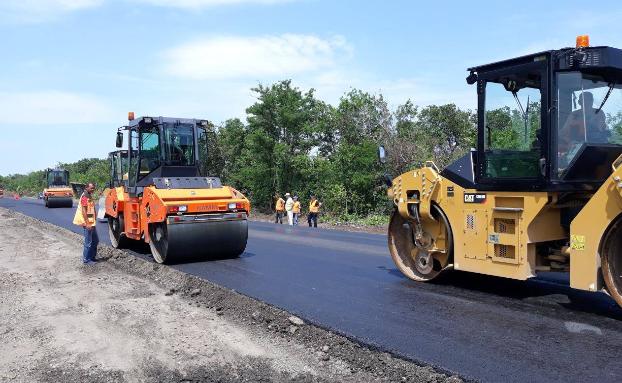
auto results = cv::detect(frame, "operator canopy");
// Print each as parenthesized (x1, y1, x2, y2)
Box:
(443, 36, 622, 192)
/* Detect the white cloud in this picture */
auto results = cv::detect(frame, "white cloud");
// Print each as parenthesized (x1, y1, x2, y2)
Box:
(0, 91, 117, 124)
(162, 34, 352, 80)
(0, 0, 103, 23)
(303, 70, 475, 110)
(130, 0, 293, 9)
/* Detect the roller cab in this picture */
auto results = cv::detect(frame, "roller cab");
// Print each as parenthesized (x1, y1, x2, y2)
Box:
(382, 37, 622, 309)
(43, 168, 73, 208)
(105, 115, 250, 263)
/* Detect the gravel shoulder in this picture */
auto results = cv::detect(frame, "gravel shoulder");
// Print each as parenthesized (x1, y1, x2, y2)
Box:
(0, 208, 461, 383)
(249, 212, 387, 235)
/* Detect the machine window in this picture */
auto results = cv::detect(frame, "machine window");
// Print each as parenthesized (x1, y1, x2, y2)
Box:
(47, 170, 68, 186)
(483, 73, 542, 178)
(163, 123, 195, 166)
(139, 128, 161, 180)
(556, 72, 622, 175)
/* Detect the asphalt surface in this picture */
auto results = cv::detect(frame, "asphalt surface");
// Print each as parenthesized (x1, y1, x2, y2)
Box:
(2, 196, 622, 383)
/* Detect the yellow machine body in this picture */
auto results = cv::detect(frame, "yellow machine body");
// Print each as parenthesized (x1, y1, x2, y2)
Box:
(384, 40, 622, 309)
(388, 157, 622, 306)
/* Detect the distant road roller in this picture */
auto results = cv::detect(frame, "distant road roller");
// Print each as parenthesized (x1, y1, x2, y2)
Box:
(43, 168, 74, 208)
(381, 36, 622, 309)
(104, 114, 250, 263)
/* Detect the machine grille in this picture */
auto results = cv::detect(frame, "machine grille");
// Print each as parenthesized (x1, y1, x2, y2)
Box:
(466, 214, 475, 230)
(494, 244, 515, 259)
(495, 218, 515, 234)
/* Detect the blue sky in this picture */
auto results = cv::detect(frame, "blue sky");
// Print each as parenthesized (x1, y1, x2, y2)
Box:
(1, 0, 621, 175)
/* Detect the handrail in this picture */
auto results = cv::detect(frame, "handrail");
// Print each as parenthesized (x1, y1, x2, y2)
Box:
(424, 161, 440, 173)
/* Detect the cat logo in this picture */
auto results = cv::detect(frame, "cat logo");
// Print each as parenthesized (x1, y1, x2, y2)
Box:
(464, 193, 487, 204)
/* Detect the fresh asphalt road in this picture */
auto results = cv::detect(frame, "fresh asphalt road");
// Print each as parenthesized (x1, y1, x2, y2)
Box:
(2, 196, 622, 383)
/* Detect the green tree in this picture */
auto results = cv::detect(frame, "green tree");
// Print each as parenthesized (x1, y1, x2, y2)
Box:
(242, 80, 329, 209)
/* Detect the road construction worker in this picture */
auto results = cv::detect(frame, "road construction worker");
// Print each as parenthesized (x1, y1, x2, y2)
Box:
(73, 182, 98, 264)
(285, 192, 294, 226)
(275, 193, 285, 224)
(292, 196, 301, 226)
(308, 195, 322, 228)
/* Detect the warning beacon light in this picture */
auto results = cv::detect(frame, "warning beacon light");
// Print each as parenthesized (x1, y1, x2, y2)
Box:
(576, 35, 590, 48)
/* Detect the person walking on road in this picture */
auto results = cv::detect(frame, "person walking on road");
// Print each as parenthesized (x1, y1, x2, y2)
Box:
(72, 182, 98, 264)
(285, 192, 294, 226)
(292, 196, 301, 226)
(308, 195, 322, 228)
(274, 193, 285, 224)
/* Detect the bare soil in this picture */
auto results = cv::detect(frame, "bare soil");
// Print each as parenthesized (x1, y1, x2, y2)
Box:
(0, 208, 461, 383)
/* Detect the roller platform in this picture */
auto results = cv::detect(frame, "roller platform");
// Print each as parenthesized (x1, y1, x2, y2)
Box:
(148, 213, 248, 264)
(45, 197, 74, 208)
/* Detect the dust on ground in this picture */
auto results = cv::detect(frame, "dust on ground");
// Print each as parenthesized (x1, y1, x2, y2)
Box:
(0, 208, 460, 382)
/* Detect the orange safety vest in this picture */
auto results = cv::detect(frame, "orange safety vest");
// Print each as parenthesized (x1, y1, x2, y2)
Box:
(73, 194, 96, 227)
(275, 198, 285, 211)
(309, 200, 320, 213)
(293, 201, 301, 214)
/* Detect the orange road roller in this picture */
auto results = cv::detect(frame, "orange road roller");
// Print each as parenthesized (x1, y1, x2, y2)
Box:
(43, 168, 74, 208)
(104, 115, 250, 263)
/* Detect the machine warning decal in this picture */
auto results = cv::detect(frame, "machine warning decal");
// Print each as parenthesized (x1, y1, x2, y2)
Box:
(464, 193, 486, 204)
(570, 235, 586, 251)
(447, 186, 454, 197)
(488, 234, 500, 244)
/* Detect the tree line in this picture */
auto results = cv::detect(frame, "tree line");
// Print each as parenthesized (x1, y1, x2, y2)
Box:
(1, 80, 478, 221)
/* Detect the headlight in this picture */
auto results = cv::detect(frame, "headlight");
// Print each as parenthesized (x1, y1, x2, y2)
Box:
(178, 205, 188, 212)
(228, 203, 237, 210)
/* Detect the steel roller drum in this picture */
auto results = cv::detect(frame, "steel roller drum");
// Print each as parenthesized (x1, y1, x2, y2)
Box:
(46, 197, 74, 208)
(149, 218, 248, 264)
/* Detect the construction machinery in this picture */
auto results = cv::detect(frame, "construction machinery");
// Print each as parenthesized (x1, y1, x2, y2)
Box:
(43, 168, 74, 208)
(104, 114, 250, 264)
(381, 36, 622, 308)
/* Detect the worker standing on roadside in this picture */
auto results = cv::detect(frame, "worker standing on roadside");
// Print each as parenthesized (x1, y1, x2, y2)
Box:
(275, 193, 285, 224)
(73, 183, 98, 264)
(308, 195, 322, 228)
(285, 192, 294, 226)
(292, 196, 301, 226)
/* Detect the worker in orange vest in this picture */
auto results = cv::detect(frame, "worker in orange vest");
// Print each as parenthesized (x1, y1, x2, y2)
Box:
(292, 196, 301, 226)
(274, 193, 285, 224)
(73, 182, 98, 264)
(308, 195, 322, 228)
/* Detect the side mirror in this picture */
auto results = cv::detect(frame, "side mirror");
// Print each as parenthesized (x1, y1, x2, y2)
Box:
(466, 71, 478, 85)
(116, 132, 123, 148)
(378, 146, 387, 164)
(383, 174, 393, 187)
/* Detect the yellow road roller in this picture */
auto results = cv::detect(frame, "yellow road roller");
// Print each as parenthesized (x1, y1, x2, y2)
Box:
(105, 114, 250, 264)
(381, 36, 622, 308)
